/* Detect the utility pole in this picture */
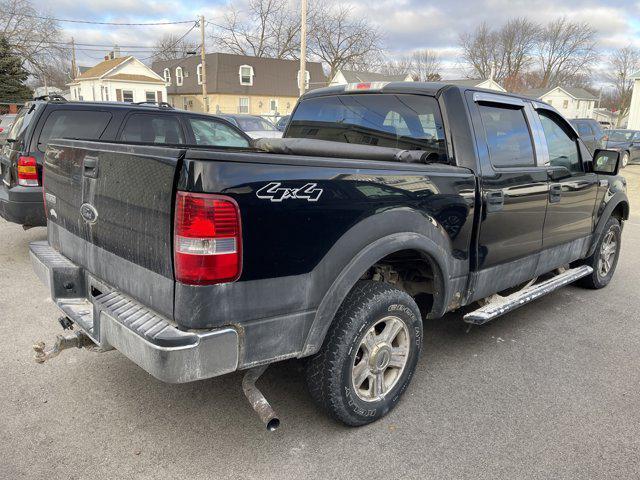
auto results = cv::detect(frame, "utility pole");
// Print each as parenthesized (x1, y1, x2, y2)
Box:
(71, 37, 77, 80)
(299, 0, 307, 97)
(200, 15, 208, 112)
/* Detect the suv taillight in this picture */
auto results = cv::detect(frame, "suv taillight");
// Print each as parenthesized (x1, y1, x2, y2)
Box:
(17, 156, 39, 186)
(174, 191, 242, 285)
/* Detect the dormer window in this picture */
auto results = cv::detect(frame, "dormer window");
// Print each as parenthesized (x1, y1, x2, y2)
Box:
(197, 63, 203, 85)
(176, 67, 184, 86)
(239, 65, 254, 86)
(297, 70, 310, 90)
(163, 68, 171, 85)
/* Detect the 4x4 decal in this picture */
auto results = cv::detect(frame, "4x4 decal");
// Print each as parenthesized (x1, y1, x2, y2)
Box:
(256, 182, 323, 202)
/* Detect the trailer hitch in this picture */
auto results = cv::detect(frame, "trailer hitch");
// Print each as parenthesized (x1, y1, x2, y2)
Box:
(33, 329, 95, 364)
(242, 365, 280, 431)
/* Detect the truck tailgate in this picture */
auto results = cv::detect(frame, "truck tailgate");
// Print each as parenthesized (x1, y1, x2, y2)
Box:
(43, 139, 184, 318)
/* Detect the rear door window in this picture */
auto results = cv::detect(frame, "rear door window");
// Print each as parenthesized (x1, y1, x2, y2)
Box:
(188, 118, 250, 148)
(38, 109, 112, 152)
(576, 122, 592, 137)
(120, 113, 185, 145)
(477, 104, 535, 168)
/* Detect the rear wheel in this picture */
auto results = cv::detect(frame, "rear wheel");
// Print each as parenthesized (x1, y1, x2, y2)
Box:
(306, 281, 423, 426)
(578, 216, 621, 289)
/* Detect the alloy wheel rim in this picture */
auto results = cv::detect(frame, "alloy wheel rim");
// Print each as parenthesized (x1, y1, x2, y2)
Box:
(598, 229, 617, 277)
(351, 315, 410, 402)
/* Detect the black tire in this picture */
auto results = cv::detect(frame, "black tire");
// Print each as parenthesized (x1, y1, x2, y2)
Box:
(306, 280, 423, 426)
(577, 216, 622, 289)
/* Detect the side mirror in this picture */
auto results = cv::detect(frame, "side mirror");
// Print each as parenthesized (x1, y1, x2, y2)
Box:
(593, 149, 620, 175)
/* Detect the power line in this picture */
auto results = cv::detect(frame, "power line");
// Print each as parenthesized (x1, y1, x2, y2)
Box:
(6, 12, 197, 26)
(139, 23, 199, 60)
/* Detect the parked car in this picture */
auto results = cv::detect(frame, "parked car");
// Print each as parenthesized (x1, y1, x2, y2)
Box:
(216, 114, 283, 139)
(569, 118, 606, 153)
(0, 97, 251, 228)
(275, 114, 290, 132)
(603, 129, 640, 167)
(31, 83, 628, 430)
(0, 113, 17, 145)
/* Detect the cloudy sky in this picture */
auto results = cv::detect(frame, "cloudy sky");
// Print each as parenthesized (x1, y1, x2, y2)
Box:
(31, 0, 640, 78)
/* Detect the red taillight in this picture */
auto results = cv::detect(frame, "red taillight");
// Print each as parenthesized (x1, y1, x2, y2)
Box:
(17, 156, 39, 187)
(174, 191, 242, 285)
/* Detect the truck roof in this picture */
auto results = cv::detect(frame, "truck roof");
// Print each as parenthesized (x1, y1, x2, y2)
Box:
(301, 81, 536, 104)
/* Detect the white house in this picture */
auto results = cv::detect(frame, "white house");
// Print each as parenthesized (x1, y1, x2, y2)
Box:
(525, 86, 598, 119)
(627, 70, 640, 130)
(68, 55, 167, 104)
(445, 78, 506, 92)
(329, 70, 413, 86)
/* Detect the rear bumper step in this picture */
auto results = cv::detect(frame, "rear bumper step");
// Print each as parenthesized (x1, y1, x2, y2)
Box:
(464, 265, 593, 325)
(30, 241, 239, 383)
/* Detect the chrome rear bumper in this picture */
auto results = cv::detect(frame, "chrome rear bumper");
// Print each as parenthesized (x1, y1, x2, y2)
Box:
(30, 240, 239, 383)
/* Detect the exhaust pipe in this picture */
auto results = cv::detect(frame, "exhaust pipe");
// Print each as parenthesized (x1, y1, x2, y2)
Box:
(242, 365, 280, 431)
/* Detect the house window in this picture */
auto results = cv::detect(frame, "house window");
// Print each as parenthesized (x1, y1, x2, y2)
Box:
(146, 91, 156, 103)
(239, 65, 254, 85)
(104, 88, 109, 101)
(183, 97, 189, 110)
(269, 99, 278, 112)
(296, 70, 310, 90)
(562, 99, 569, 109)
(123, 90, 134, 103)
(197, 63, 203, 85)
(176, 67, 184, 86)
(164, 68, 171, 85)
(238, 97, 249, 113)
(204, 96, 210, 112)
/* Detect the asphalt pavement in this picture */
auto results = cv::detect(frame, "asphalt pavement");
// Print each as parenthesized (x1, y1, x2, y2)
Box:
(2, 169, 640, 479)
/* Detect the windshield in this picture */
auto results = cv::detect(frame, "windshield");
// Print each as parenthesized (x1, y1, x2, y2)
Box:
(607, 130, 639, 142)
(287, 93, 446, 157)
(237, 116, 276, 132)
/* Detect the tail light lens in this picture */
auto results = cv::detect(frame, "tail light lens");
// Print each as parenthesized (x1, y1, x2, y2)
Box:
(17, 156, 39, 186)
(174, 191, 242, 285)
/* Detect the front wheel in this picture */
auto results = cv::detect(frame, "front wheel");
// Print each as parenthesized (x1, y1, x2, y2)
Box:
(306, 281, 423, 426)
(578, 216, 621, 289)
(622, 151, 630, 168)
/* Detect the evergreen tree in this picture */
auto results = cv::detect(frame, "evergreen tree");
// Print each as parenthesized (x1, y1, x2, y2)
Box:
(0, 36, 33, 102)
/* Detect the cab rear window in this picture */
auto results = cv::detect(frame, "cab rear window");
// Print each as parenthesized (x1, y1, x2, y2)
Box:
(287, 93, 446, 159)
(38, 109, 112, 152)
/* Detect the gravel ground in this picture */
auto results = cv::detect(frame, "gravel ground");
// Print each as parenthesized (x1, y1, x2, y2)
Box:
(1, 167, 640, 479)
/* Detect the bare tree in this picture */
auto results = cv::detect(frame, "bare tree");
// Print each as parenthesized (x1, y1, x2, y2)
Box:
(459, 18, 538, 90)
(607, 46, 640, 126)
(379, 56, 412, 76)
(151, 33, 199, 62)
(308, 3, 383, 81)
(410, 49, 442, 81)
(535, 17, 598, 88)
(0, 0, 64, 74)
(211, 0, 301, 59)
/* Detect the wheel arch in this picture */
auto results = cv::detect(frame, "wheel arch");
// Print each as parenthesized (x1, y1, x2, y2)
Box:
(301, 231, 452, 357)
(587, 191, 629, 257)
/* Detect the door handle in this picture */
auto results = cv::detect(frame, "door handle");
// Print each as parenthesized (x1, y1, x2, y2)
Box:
(485, 190, 504, 212)
(83, 156, 98, 178)
(549, 184, 562, 203)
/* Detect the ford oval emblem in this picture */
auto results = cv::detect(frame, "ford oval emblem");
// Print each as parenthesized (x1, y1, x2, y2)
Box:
(80, 203, 98, 224)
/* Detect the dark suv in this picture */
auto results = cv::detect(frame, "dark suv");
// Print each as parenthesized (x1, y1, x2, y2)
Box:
(569, 118, 605, 154)
(0, 96, 251, 228)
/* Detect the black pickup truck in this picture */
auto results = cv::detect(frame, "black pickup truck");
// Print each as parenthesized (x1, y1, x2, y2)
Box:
(30, 83, 629, 429)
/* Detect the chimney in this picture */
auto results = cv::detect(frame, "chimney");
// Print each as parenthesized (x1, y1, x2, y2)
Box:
(113, 44, 121, 58)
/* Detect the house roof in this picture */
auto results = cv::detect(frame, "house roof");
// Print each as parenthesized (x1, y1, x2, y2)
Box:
(338, 70, 409, 83)
(108, 73, 165, 84)
(152, 53, 327, 96)
(77, 56, 131, 80)
(524, 86, 598, 101)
